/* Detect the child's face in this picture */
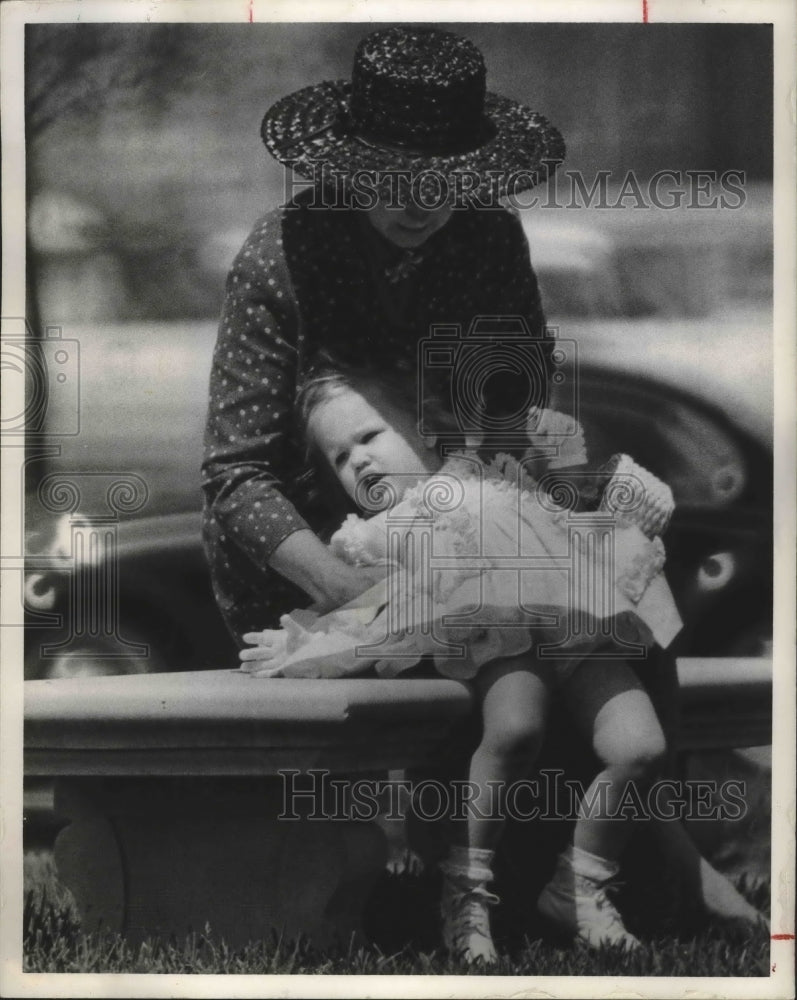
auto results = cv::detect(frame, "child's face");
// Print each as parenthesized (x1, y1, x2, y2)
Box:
(307, 388, 442, 503)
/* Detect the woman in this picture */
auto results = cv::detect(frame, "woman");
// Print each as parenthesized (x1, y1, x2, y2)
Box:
(201, 25, 564, 642)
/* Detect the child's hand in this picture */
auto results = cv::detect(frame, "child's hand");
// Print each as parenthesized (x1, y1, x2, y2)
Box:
(239, 630, 288, 674)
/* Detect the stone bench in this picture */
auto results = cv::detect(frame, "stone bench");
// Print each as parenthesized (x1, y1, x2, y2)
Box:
(24, 657, 771, 947)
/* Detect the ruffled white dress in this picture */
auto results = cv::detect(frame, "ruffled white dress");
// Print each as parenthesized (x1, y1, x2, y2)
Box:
(242, 449, 683, 682)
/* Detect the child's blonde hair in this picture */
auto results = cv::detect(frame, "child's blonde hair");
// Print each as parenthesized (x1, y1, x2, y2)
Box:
(296, 365, 461, 462)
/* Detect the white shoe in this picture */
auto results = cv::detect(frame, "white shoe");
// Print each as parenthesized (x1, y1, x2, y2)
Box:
(440, 849, 499, 965)
(537, 847, 641, 951)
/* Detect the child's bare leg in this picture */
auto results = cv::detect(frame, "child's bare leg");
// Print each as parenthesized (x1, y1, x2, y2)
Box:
(563, 659, 666, 861)
(467, 655, 553, 848)
(441, 654, 552, 963)
(538, 659, 665, 949)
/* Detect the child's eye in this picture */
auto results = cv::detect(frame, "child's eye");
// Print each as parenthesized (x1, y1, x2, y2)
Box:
(361, 430, 379, 444)
(334, 450, 348, 468)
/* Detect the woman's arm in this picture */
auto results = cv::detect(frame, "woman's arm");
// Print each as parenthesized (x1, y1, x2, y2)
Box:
(269, 529, 387, 612)
(202, 214, 308, 565)
(203, 214, 392, 620)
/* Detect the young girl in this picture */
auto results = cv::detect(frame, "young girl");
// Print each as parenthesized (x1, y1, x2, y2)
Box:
(239, 370, 695, 962)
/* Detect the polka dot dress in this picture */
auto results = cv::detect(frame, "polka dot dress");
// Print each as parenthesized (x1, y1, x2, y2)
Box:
(201, 189, 551, 642)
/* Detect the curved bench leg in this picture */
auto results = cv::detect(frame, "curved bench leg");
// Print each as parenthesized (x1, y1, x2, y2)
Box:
(53, 776, 387, 949)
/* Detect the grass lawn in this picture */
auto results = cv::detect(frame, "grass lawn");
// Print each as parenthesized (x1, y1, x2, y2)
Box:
(23, 847, 771, 977)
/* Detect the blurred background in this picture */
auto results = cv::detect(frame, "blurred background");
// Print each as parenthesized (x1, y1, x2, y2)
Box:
(25, 22, 773, 324)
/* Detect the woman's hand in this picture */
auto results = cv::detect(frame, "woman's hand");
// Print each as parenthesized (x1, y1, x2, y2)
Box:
(269, 529, 387, 613)
(526, 406, 587, 468)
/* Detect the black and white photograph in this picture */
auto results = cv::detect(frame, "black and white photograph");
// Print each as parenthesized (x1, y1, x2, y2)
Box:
(1, 1, 794, 996)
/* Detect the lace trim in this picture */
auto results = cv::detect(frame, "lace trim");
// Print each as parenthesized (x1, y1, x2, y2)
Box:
(600, 454, 675, 538)
(329, 513, 381, 567)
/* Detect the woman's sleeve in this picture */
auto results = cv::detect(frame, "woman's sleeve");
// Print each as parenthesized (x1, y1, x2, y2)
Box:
(201, 216, 308, 565)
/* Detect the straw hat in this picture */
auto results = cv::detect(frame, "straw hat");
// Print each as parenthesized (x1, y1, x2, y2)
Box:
(261, 26, 565, 204)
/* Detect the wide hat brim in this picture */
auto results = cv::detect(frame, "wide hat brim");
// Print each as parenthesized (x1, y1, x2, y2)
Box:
(262, 81, 566, 204)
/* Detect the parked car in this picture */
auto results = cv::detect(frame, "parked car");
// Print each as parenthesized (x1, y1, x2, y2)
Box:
(22, 194, 773, 683)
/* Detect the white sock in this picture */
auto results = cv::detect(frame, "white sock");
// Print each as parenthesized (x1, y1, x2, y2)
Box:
(443, 845, 495, 882)
(565, 844, 619, 883)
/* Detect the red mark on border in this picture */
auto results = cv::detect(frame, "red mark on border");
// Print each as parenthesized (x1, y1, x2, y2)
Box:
(772, 933, 795, 940)
(248, 0, 254, 23)
(642, 0, 649, 22)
